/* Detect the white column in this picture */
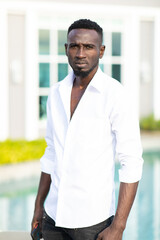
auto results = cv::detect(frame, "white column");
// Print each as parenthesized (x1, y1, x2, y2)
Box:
(0, 8, 9, 140)
(153, 15, 160, 120)
(123, 15, 140, 116)
(25, 10, 39, 140)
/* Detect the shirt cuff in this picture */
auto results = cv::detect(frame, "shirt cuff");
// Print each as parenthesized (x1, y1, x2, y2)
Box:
(40, 156, 54, 174)
(119, 157, 143, 183)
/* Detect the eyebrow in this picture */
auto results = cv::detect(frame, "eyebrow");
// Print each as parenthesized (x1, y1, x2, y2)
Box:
(69, 43, 96, 47)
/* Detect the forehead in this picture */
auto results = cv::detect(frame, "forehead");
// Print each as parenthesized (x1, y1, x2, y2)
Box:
(67, 28, 101, 44)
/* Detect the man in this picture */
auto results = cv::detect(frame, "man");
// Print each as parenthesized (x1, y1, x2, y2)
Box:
(31, 19, 143, 240)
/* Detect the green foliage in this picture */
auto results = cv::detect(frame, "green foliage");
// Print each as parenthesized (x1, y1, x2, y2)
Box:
(0, 139, 46, 165)
(140, 114, 160, 131)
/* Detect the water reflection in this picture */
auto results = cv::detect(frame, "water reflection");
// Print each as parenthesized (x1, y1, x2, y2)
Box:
(0, 178, 38, 231)
(0, 152, 160, 240)
(123, 151, 160, 240)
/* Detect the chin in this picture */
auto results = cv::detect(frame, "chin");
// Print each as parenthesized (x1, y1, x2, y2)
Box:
(73, 67, 94, 78)
(74, 70, 89, 78)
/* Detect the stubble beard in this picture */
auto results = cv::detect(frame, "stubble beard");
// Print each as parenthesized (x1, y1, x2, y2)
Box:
(73, 68, 91, 78)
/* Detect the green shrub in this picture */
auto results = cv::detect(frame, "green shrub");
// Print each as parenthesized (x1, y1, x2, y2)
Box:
(140, 114, 160, 131)
(0, 139, 46, 165)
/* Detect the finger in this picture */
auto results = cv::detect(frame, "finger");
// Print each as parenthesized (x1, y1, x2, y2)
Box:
(31, 220, 39, 232)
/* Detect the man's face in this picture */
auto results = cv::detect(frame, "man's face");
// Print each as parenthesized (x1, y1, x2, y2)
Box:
(65, 29, 105, 77)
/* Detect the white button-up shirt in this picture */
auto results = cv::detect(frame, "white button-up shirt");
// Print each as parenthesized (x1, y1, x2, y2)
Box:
(40, 68, 143, 228)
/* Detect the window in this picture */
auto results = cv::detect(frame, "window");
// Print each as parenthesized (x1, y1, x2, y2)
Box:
(38, 26, 123, 121)
(38, 28, 68, 121)
(102, 31, 122, 82)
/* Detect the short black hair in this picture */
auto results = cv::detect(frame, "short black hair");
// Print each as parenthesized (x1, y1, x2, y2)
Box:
(67, 19, 103, 43)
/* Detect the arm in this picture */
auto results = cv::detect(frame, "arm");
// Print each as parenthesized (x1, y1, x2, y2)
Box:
(31, 172, 51, 231)
(31, 91, 55, 232)
(97, 181, 139, 240)
(97, 86, 143, 239)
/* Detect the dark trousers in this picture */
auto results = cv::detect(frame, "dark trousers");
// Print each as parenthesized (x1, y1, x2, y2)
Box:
(42, 211, 114, 240)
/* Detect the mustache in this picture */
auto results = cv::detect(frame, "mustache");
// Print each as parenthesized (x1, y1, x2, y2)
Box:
(74, 58, 88, 64)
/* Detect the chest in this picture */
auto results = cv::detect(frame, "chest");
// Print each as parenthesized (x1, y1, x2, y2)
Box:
(70, 86, 87, 119)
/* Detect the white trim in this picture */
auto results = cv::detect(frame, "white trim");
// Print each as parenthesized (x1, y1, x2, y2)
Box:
(38, 88, 50, 96)
(0, 1, 160, 17)
(123, 14, 140, 116)
(25, 10, 39, 140)
(153, 15, 160, 120)
(0, 8, 9, 141)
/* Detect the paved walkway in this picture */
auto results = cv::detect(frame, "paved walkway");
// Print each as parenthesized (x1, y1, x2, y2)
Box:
(0, 232, 31, 240)
(0, 159, 41, 183)
(141, 131, 160, 151)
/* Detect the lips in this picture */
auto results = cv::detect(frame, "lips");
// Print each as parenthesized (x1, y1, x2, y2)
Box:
(74, 61, 88, 68)
(75, 61, 87, 64)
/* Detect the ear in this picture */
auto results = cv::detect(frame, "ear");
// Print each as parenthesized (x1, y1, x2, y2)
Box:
(99, 45, 105, 59)
(65, 43, 68, 56)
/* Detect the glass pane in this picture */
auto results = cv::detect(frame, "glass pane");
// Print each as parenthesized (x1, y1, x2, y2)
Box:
(112, 64, 121, 82)
(39, 96, 48, 119)
(58, 30, 67, 55)
(112, 32, 121, 56)
(58, 63, 68, 81)
(39, 63, 50, 87)
(39, 30, 50, 55)
(99, 64, 104, 71)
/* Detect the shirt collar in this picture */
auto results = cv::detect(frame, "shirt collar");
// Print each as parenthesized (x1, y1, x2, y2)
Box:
(88, 67, 105, 93)
(60, 66, 105, 93)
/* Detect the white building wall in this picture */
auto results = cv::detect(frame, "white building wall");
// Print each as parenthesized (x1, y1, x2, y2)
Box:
(8, 13, 26, 139)
(123, 14, 140, 116)
(153, 15, 160, 120)
(139, 20, 154, 118)
(25, 10, 39, 140)
(0, 8, 9, 141)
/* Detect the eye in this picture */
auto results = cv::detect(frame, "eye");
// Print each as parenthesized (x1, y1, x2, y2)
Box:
(85, 45, 94, 49)
(69, 44, 78, 49)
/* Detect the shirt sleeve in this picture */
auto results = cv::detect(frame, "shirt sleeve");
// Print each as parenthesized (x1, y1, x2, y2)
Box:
(110, 86, 143, 183)
(40, 92, 55, 174)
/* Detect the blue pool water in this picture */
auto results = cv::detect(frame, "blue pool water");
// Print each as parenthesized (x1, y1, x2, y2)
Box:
(0, 151, 160, 240)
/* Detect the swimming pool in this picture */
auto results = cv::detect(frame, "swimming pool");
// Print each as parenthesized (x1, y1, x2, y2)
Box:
(0, 151, 160, 240)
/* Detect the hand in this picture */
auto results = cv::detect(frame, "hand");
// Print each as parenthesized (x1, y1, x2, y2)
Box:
(96, 224, 123, 240)
(31, 207, 43, 233)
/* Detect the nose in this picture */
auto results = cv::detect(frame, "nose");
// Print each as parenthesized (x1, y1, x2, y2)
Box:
(76, 46, 85, 58)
